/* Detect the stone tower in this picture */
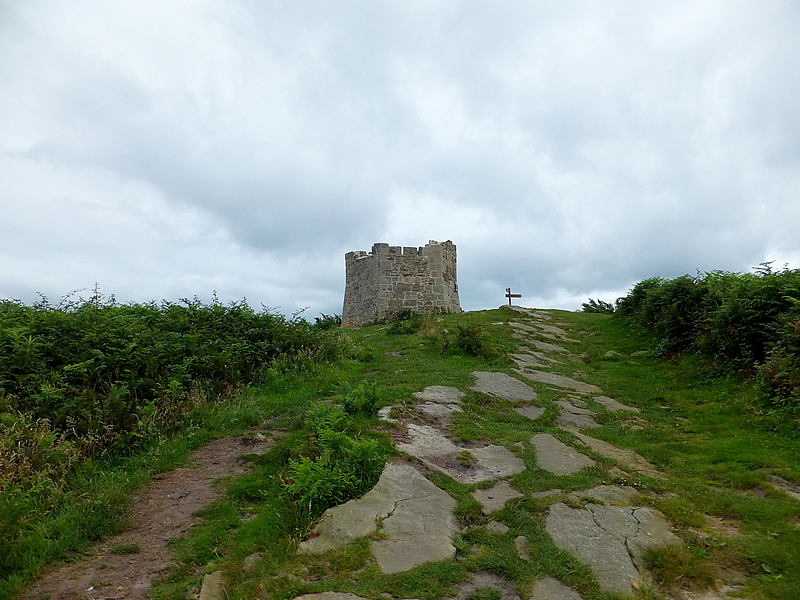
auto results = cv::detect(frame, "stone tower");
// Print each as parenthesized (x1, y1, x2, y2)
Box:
(342, 240, 461, 328)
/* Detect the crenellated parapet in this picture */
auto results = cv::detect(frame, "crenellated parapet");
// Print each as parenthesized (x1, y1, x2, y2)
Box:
(342, 240, 461, 328)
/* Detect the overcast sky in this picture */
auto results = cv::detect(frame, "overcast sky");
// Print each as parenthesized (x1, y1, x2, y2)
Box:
(2, 1, 799, 317)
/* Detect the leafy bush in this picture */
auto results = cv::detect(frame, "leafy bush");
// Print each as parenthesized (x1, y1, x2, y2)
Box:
(581, 298, 615, 314)
(446, 319, 498, 358)
(0, 294, 351, 473)
(282, 400, 390, 519)
(313, 313, 342, 330)
(615, 267, 800, 413)
(340, 380, 380, 417)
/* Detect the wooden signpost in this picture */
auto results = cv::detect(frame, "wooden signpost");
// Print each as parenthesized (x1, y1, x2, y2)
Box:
(505, 288, 522, 305)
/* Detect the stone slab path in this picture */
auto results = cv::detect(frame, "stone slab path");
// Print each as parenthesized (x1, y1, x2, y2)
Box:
(287, 307, 752, 600)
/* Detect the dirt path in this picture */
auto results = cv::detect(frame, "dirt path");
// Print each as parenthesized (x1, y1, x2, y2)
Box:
(23, 435, 275, 600)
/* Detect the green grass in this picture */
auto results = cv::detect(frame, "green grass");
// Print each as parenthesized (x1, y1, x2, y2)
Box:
(8, 306, 800, 600)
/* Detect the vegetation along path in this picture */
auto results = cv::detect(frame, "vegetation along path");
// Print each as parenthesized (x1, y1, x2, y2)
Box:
(12, 303, 800, 599)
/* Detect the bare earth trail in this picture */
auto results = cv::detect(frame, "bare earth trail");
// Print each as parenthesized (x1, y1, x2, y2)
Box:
(24, 435, 275, 600)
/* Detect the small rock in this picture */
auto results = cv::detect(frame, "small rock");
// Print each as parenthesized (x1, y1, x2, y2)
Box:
(485, 520, 510, 534)
(531, 577, 585, 600)
(514, 535, 530, 560)
(199, 571, 224, 600)
(241, 552, 263, 575)
(377, 406, 398, 423)
(604, 350, 622, 358)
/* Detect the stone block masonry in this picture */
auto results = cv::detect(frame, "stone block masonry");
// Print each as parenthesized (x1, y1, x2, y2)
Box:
(342, 240, 461, 328)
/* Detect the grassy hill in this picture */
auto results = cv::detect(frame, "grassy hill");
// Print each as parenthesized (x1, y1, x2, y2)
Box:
(3, 305, 800, 599)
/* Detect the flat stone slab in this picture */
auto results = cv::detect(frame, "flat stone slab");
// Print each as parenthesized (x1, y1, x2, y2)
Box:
(471, 371, 538, 401)
(418, 402, 462, 418)
(514, 405, 546, 420)
(574, 433, 662, 478)
(398, 424, 525, 483)
(515, 369, 602, 394)
(567, 484, 639, 505)
(397, 423, 462, 457)
(468, 445, 527, 482)
(554, 411, 600, 431)
(531, 434, 596, 476)
(472, 481, 523, 514)
(298, 462, 457, 575)
(593, 396, 640, 413)
(554, 399, 596, 416)
(531, 577, 585, 600)
(767, 474, 800, 502)
(529, 339, 571, 354)
(545, 501, 680, 596)
(413, 385, 464, 404)
(510, 353, 548, 369)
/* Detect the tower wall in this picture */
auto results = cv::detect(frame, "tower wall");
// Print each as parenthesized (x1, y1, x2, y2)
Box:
(342, 240, 461, 328)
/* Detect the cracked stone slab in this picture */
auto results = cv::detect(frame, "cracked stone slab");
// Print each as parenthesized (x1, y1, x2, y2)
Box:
(593, 396, 641, 413)
(532, 434, 596, 476)
(545, 502, 640, 595)
(531, 577, 585, 600)
(472, 481, 523, 514)
(515, 369, 602, 394)
(471, 371, 538, 401)
(398, 424, 525, 483)
(372, 478, 458, 573)
(298, 462, 456, 570)
(545, 501, 680, 596)
(573, 433, 663, 478)
(413, 385, 465, 404)
(514, 405, 546, 420)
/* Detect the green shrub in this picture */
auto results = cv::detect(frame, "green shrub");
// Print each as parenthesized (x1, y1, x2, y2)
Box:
(445, 319, 498, 358)
(581, 298, 615, 314)
(283, 400, 390, 519)
(0, 295, 350, 472)
(615, 267, 800, 413)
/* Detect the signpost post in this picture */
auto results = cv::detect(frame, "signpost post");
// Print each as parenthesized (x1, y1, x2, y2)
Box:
(505, 288, 522, 306)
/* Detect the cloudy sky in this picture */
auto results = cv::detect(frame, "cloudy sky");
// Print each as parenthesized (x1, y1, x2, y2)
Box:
(2, 1, 799, 317)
